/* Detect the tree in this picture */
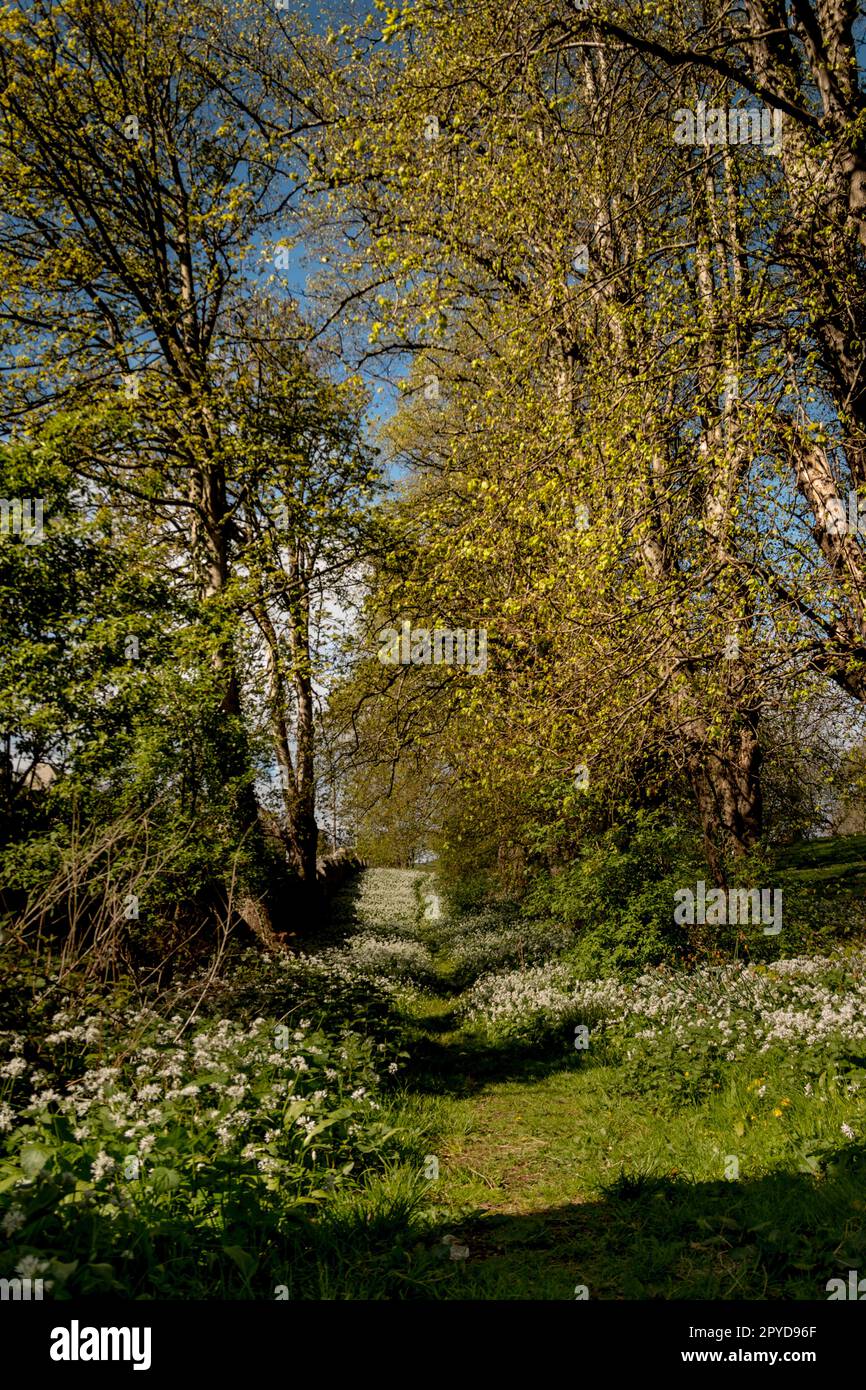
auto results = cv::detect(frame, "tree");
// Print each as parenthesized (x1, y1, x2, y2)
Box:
(289, 0, 810, 877)
(0, 0, 374, 929)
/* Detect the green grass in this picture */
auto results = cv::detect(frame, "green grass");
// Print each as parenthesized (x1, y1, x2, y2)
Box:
(276, 843, 866, 1299)
(416, 1062, 866, 1299)
(774, 831, 866, 886)
(8, 847, 866, 1300)
(774, 832, 866, 870)
(383, 855, 866, 1300)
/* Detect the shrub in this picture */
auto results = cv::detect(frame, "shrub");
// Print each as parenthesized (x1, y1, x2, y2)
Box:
(521, 810, 701, 974)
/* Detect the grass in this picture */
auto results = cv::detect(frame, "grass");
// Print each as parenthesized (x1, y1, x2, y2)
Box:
(7, 843, 866, 1300)
(419, 1064, 866, 1299)
(774, 832, 866, 871)
(377, 855, 866, 1300)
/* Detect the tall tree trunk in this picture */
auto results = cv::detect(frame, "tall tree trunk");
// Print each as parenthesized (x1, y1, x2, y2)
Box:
(255, 595, 319, 888)
(286, 541, 319, 887)
(686, 722, 763, 886)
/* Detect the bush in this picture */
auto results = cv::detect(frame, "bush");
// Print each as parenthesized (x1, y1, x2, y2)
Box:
(521, 810, 702, 974)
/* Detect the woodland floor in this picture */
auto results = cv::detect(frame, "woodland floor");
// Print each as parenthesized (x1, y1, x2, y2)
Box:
(332, 868, 866, 1300)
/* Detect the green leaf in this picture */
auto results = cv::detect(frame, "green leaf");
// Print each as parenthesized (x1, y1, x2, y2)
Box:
(21, 1144, 50, 1179)
(223, 1245, 258, 1279)
(149, 1166, 181, 1191)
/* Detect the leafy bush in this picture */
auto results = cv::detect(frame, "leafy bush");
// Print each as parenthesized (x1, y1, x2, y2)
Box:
(745, 879, 866, 961)
(521, 811, 701, 974)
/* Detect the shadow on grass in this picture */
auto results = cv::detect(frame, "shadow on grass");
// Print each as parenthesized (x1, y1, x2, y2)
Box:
(296, 1141, 866, 1299)
(246, 1143, 866, 1299)
(433, 1149, 866, 1300)
(22, 1145, 866, 1300)
(400, 1023, 600, 1096)
(293, 873, 368, 950)
(774, 832, 866, 872)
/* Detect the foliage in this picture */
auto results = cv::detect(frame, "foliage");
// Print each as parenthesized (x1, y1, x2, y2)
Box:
(518, 811, 702, 975)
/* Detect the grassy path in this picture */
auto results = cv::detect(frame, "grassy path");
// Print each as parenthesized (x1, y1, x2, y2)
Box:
(344, 868, 866, 1300)
(398, 874, 671, 1298)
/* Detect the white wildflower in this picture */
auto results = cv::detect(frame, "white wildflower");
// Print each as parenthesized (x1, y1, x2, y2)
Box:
(90, 1151, 116, 1182)
(1, 1205, 26, 1235)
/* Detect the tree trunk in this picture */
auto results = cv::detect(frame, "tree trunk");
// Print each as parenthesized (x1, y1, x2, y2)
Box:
(686, 723, 763, 887)
(255, 593, 319, 888)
